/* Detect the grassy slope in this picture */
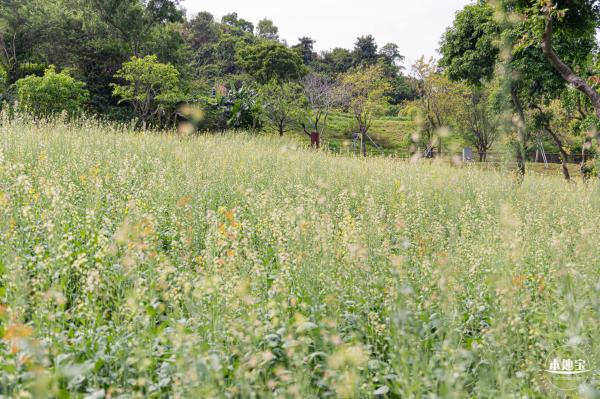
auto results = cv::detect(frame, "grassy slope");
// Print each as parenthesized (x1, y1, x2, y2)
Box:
(285, 111, 418, 156)
(284, 112, 580, 179)
(1, 120, 600, 397)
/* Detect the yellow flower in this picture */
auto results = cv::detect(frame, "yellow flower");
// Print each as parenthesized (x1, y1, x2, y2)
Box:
(4, 324, 33, 347)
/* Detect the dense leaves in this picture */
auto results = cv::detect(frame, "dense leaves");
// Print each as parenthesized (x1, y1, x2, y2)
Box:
(111, 55, 182, 127)
(439, 2, 499, 85)
(16, 66, 89, 119)
(237, 41, 306, 84)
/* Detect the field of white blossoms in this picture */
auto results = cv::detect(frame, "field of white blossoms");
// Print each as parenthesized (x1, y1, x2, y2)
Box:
(1, 118, 600, 398)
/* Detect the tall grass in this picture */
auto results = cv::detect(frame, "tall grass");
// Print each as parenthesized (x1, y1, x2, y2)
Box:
(1, 118, 600, 398)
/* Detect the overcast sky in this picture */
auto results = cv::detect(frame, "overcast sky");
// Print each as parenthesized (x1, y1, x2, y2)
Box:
(182, 0, 472, 67)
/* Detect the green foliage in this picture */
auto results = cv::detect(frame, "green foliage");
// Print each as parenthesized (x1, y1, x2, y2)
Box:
(408, 58, 471, 152)
(224, 82, 263, 130)
(111, 55, 182, 126)
(0, 67, 6, 92)
(0, 0, 50, 84)
(292, 37, 317, 65)
(15, 66, 88, 119)
(237, 41, 306, 84)
(221, 12, 254, 34)
(341, 64, 391, 154)
(259, 81, 305, 135)
(441, 0, 597, 98)
(256, 18, 279, 41)
(353, 35, 379, 66)
(316, 48, 354, 75)
(90, 0, 183, 55)
(439, 2, 500, 85)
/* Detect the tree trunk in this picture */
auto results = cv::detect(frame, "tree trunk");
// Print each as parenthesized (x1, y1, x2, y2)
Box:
(361, 130, 367, 157)
(581, 135, 593, 181)
(561, 157, 571, 182)
(543, 125, 570, 181)
(511, 88, 527, 178)
(542, 15, 600, 179)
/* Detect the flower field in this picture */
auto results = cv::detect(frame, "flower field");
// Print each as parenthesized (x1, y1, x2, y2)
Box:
(1, 119, 600, 398)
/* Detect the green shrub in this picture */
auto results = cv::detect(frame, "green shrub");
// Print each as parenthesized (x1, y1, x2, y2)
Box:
(0, 67, 6, 93)
(16, 67, 88, 119)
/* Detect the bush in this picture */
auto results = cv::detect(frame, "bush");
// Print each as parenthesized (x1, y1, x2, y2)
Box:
(15, 67, 89, 119)
(0, 67, 6, 93)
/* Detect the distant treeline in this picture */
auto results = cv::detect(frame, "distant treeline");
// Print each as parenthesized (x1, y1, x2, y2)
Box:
(0, 0, 415, 125)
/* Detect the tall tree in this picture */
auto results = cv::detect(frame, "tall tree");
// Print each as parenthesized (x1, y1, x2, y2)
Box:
(237, 41, 305, 84)
(111, 55, 182, 128)
(293, 37, 316, 65)
(455, 85, 500, 162)
(353, 35, 378, 66)
(221, 12, 254, 34)
(0, 0, 48, 84)
(301, 73, 339, 137)
(411, 58, 469, 157)
(257, 19, 279, 41)
(340, 65, 390, 156)
(379, 43, 404, 67)
(186, 12, 220, 53)
(439, 2, 499, 86)
(90, 0, 184, 56)
(440, 0, 597, 177)
(259, 81, 304, 136)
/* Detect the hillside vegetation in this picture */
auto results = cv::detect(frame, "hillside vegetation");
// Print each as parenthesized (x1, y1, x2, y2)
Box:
(1, 121, 600, 397)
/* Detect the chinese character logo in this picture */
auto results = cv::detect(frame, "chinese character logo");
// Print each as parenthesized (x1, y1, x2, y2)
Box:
(544, 346, 592, 393)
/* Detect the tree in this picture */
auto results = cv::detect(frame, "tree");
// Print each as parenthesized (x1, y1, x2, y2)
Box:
(23, 0, 190, 116)
(537, 0, 600, 145)
(340, 65, 390, 156)
(301, 73, 339, 137)
(439, 2, 500, 86)
(257, 19, 279, 41)
(353, 35, 378, 66)
(320, 48, 354, 75)
(237, 41, 305, 84)
(293, 37, 316, 65)
(540, 4, 599, 110)
(186, 12, 220, 53)
(16, 66, 89, 119)
(259, 81, 304, 136)
(410, 58, 469, 157)
(505, 0, 598, 178)
(111, 55, 182, 128)
(0, 0, 49, 84)
(90, 0, 184, 56)
(440, 0, 597, 177)
(532, 101, 574, 180)
(456, 85, 500, 162)
(221, 12, 254, 34)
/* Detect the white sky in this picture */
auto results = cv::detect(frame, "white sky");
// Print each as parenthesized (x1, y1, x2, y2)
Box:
(182, 0, 473, 67)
